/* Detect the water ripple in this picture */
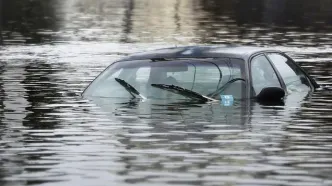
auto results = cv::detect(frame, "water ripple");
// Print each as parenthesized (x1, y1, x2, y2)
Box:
(1, 0, 332, 186)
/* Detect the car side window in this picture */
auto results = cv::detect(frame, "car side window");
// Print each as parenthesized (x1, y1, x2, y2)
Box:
(251, 55, 281, 95)
(267, 53, 311, 92)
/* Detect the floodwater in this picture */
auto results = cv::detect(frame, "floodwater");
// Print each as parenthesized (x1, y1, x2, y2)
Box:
(1, 0, 332, 185)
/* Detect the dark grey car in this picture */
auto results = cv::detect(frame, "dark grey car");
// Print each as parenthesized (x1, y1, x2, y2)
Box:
(83, 45, 319, 103)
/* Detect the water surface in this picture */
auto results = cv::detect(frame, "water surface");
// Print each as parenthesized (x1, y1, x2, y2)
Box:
(1, 0, 332, 185)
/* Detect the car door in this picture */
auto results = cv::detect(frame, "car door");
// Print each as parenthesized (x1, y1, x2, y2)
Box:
(250, 54, 283, 96)
(266, 53, 313, 93)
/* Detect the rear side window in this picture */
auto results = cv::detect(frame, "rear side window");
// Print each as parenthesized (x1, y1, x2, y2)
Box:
(267, 53, 311, 92)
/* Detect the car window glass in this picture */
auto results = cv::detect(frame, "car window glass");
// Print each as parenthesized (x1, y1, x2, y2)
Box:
(218, 66, 233, 84)
(134, 67, 151, 95)
(166, 65, 195, 90)
(251, 55, 281, 95)
(221, 80, 246, 99)
(84, 59, 246, 99)
(267, 53, 311, 92)
(230, 58, 245, 79)
(218, 59, 246, 99)
(192, 63, 221, 95)
(103, 69, 122, 80)
(136, 67, 150, 83)
(141, 64, 196, 99)
(91, 68, 134, 97)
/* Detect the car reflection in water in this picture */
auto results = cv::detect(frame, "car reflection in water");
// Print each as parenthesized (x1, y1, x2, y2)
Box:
(87, 89, 311, 127)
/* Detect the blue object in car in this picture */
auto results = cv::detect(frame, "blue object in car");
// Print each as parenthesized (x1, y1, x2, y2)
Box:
(220, 95, 234, 106)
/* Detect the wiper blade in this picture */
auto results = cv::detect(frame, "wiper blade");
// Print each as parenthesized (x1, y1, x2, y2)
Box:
(115, 78, 147, 99)
(151, 84, 217, 102)
(207, 78, 245, 97)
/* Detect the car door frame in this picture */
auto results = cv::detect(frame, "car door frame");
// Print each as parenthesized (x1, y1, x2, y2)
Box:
(248, 51, 287, 98)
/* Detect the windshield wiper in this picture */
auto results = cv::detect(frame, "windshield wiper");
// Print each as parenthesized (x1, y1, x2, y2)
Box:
(115, 78, 147, 99)
(207, 78, 245, 97)
(151, 84, 217, 102)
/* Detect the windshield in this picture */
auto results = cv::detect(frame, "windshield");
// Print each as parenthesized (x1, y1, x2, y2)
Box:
(83, 58, 246, 100)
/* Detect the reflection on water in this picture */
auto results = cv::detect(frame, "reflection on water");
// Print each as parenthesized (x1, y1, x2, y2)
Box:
(1, 0, 332, 185)
(1, 0, 60, 44)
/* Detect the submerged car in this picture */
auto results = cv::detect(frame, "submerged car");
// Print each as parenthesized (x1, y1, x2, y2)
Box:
(82, 45, 319, 103)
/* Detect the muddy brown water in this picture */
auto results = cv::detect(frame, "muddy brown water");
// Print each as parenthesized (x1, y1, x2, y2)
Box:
(1, 0, 332, 185)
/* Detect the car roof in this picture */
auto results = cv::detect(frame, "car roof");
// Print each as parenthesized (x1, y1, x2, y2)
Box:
(117, 45, 282, 62)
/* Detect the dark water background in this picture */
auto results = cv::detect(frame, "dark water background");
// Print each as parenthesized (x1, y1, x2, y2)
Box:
(1, 0, 332, 185)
